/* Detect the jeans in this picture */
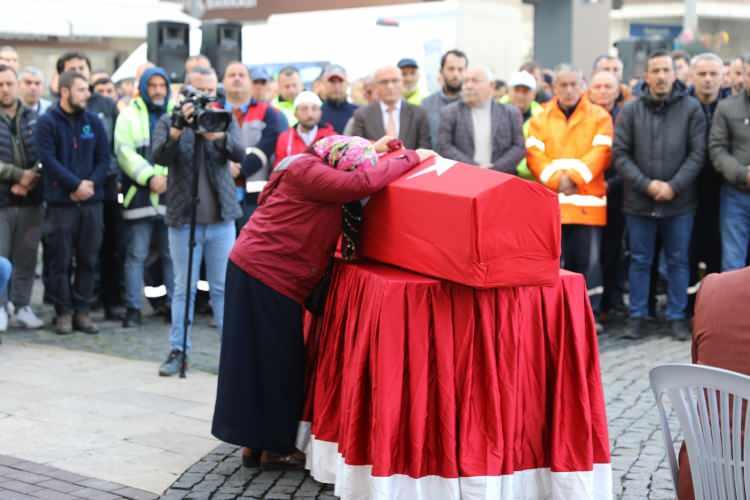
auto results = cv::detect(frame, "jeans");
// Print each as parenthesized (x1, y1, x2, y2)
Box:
(43, 204, 104, 315)
(720, 184, 750, 271)
(0, 256, 11, 304)
(626, 213, 694, 320)
(562, 225, 603, 314)
(0, 205, 43, 307)
(124, 218, 173, 310)
(168, 221, 235, 353)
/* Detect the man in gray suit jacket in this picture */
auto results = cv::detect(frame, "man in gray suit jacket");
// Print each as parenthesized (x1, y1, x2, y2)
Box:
(437, 67, 525, 173)
(349, 66, 431, 149)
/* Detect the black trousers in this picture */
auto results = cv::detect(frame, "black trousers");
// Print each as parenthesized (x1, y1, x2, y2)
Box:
(601, 186, 627, 312)
(43, 203, 104, 315)
(99, 198, 124, 309)
(562, 224, 604, 314)
(212, 261, 304, 453)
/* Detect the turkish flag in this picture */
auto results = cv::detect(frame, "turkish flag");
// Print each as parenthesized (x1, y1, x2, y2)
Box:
(361, 156, 562, 288)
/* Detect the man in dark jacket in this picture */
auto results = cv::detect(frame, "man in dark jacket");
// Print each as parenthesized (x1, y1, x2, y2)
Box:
(57, 52, 123, 320)
(319, 64, 357, 133)
(709, 55, 750, 271)
(34, 71, 111, 335)
(438, 67, 525, 173)
(152, 66, 246, 377)
(0, 64, 43, 333)
(687, 53, 730, 308)
(614, 50, 707, 341)
(421, 49, 468, 148)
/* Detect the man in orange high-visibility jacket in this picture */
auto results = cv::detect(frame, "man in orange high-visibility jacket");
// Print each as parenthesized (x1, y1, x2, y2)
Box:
(526, 64, 613, 327)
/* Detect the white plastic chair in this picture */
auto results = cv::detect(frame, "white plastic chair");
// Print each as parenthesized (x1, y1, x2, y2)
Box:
(650, 363, 750, 500)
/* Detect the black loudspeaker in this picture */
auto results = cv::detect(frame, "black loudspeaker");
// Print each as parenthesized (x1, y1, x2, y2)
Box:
(615, 36, 673, 82)
(201, 22, 243, 78)
(147, 21, 190, 83)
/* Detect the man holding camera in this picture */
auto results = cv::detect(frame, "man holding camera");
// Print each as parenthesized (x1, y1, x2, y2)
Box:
(152, 66, 245, 377)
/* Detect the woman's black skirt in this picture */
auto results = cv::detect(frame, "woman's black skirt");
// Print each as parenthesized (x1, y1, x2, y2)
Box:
(211, 260, 304, 453)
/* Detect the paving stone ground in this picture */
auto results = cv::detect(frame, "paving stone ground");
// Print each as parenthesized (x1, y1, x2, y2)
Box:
(4, 294, 692, 499)
(0, 453, 158, 500)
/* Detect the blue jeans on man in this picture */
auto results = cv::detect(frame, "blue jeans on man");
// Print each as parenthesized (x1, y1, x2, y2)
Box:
(124, 218, 174, 310)
(168, 221, 235, 353)
(0, 256, 11, 303)
(626, 213, 694, 321)
(720, 184, 750, 271)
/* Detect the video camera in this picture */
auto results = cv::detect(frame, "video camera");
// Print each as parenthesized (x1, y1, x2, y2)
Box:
(173, 86, 232, 134)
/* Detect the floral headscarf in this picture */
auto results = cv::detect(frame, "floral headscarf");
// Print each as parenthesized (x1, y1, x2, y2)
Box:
(312, 135, 378, 171)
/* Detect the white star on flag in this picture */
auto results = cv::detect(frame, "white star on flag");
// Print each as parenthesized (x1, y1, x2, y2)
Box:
(407, 156, 458, 180)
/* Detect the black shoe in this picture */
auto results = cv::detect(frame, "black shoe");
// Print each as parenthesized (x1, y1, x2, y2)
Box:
(595, 321, 605, 335)
(159, 349, 187, 377)
(105, 306, 125, 322)
(122, 308, 142, 328)
(622, 317, 644, 340)
(669, 319, 691, 341)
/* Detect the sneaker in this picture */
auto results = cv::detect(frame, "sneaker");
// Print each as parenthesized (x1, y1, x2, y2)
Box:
(159, 349, 188, 377)
(0, 306, 7, 332)
(122, 308, 142, 328)
(73, 313, 99, 335)
(12, 306, 44, 329)
(669, 319, 691, 342)
(622, 317, 644, 340)
(56, 314, 73, 335)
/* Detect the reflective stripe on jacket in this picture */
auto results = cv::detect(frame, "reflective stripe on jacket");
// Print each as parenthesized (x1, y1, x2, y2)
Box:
(526, 95, 613, 226)
(114, 97, 172, 220)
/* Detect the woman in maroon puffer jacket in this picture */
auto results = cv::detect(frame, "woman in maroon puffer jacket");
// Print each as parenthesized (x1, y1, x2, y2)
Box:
(212, 135, 432, 469)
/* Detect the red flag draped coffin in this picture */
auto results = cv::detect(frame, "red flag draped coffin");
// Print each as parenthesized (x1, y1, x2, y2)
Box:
(360, 156, 562, 288)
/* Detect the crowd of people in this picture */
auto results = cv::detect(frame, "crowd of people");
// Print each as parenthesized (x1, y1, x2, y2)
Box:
(0, 42, 748, 375)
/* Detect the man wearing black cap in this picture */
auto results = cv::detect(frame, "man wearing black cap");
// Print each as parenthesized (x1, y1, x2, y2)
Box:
(319, 64, 358, 134)
(398, 58, 422, 106)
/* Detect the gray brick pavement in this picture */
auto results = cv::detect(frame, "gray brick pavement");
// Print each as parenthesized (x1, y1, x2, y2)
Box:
(0, 455, 157, 500)
(4, 295, 692, 499)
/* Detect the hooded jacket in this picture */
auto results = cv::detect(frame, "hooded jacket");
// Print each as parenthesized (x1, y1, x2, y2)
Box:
(114, 67, 173, 220)
(709, 90, 750, 191)
(613, 80, 706, 218)
(34, 102, 110, 205)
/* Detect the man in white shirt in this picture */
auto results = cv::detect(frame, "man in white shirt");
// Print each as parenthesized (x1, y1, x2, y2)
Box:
(349, 66, 431, 149)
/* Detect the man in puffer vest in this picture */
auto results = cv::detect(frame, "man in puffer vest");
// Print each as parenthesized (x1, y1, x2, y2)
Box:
(527, 64, 613, 332)
(114, 67, 174, 328)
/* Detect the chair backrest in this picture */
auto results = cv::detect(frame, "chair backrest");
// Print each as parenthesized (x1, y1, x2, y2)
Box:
(650, 363, 750, 500)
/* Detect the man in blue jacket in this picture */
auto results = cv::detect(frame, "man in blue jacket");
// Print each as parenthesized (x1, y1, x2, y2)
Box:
(34, 71, 110, 335)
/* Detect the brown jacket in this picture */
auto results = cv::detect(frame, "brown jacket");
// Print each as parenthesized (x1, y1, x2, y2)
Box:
(678, 267, 750, 500)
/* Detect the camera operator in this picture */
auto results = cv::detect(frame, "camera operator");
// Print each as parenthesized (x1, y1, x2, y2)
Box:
(152, 66, 246, 377)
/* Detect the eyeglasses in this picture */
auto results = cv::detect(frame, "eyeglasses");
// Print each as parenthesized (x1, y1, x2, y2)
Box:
(377, 78, 402, 86)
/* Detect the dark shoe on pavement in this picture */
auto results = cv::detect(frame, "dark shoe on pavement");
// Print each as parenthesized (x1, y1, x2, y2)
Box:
(260, 450, 305, 471)
(73, 313, 99, 335)
(56, 314, 73, 335)
(669, 319, 691, 341)
(242, 447, 262, 468)
(622, 317, 644, 340)
(105, 306, 125, 322)
(122, 308, 142, 328)
(159, 349, 187, 377)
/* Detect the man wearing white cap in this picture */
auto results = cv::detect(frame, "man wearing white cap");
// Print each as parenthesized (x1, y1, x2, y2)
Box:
(500, 71, 544, 179)
(274, 91, 335, 165)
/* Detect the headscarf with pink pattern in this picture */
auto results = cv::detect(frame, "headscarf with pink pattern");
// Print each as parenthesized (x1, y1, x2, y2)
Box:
(311, 135, 378, 171)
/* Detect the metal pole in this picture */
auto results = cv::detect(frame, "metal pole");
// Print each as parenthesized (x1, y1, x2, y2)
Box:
(683, 0, 698, 35)
(180, 134, 203, 378)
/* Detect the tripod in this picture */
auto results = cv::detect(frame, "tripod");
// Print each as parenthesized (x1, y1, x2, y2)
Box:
(180, 134, 204, 378)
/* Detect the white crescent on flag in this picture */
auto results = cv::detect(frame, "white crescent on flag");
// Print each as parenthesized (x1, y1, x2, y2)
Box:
(407, 156, 458, 180)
